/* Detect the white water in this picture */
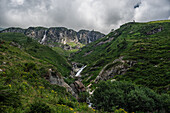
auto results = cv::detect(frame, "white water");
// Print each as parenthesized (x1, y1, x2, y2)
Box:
(74, 65, 93, 107)
(89, 39, 91, 43)
(87, 97, 92, 107)
(88, 102, 92, 107)
(75, 65, 87, 77)
(41, 30, 47, 43)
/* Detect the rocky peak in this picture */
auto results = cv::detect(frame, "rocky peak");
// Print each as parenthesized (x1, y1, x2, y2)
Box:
(25, 27, 47, 40)
(77, 30, 105, 44)
(47, 27, 78, 45)
(1, 27, 105, 48)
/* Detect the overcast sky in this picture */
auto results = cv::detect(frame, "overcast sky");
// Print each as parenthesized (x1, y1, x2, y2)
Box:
(0, 0, 169, 34)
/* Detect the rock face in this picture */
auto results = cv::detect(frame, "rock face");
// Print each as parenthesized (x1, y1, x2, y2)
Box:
(47, 69, 86, 99)
(77, 30, 105, 44)
(70, 80, 86, 94)
(47, 69, 78, 98)
(1, 27, 105, 49)
(146, 27, 163, 35)
(94, 56, 137, 83)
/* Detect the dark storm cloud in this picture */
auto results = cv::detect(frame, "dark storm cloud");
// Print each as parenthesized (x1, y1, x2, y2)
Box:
(134, 2, 141, 9)
(0, 0, 170, 33)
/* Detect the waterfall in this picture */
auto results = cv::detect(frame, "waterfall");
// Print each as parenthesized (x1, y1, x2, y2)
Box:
(41, 30, 47, 43)
(75, 65, 87, 77)
(89, 39, 91, 43)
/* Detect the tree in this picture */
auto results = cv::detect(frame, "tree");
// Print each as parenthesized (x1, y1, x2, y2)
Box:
(91, 81, 169, 112)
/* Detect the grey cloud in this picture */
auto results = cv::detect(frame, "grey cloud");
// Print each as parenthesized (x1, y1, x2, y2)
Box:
(134, 2, 141, 9)
(0, 0, 169, 34)
(134, 0, 170, 22)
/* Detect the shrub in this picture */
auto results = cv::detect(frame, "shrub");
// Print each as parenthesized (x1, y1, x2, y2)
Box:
(91, 81, 168, 112)
(58, 98, 75, 108)
(160, 94, 170, 112)
(0, 85, 21, 112)
(24, 62, 37, 72)
(29, 101, 51, 113)
(78, 92, 89, 102)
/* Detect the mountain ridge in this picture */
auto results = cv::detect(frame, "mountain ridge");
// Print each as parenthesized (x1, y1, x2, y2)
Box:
(0, 27, 105, 50)
(0, 20, 170, 113)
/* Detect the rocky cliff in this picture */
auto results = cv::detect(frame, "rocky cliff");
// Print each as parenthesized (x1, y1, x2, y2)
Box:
(1, 27, 105, 49)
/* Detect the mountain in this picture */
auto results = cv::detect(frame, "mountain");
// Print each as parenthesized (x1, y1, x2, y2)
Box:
(0, 27, 105, 50)
(0, 28, 4, 31)
(71, 20, 170, 93)
(0, 20, 170, 113)
(0, 32, 96, 112)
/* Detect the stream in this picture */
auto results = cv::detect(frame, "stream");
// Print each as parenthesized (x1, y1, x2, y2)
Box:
(74, 65, 93, 107)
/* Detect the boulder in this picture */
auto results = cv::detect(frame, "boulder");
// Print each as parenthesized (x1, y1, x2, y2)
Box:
(47, 69, 78, 98)
(70, 80, 86, 94)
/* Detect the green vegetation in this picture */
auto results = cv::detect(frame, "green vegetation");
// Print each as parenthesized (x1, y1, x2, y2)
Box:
(67, 42, 85, 48)
(29, 26, 48, 30)
(0, 33, 71, 77)
(71, 20, 170, 93)
(67, 42, 78, 48)
(91, 81, 170, 112)
(0, 36, 95, 112)
(1, 20, 170, 113)
(52, 46, 79, 57)
(52, 42, 85, 58)
(147, 19, 170, 23)
(52, 46, 70, 57)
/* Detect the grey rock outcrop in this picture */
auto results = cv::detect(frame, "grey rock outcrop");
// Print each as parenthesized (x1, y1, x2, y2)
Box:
(70, 80, 86, 94)
(77, 30, 105, 44)
(95, 56, 137, 83)
(1, 27, 105, 49)
(48, 69, 78, 98)
(146, 26, 163, 35)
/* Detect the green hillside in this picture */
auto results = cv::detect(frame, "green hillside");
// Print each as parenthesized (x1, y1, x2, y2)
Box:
(0, 33, 72, 77)
(71, 20, 170, 93)
(0, 20, 169, 113)
(0, 34, 96, 113)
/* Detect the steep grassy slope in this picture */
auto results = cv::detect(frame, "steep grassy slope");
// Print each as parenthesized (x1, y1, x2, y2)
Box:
(0, 33, 72, 77)
(0, 37, 96, 112)
(71, 20, 170, 93)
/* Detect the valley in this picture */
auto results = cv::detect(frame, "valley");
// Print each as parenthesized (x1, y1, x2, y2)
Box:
(0, 20, 170, 113)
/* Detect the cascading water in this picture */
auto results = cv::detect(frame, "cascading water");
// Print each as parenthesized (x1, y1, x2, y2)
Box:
(89, 38, 92, 43)
(75, 65, 87, 77)
(41, 30, 47, 44)
(74, 65, 93, 107)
